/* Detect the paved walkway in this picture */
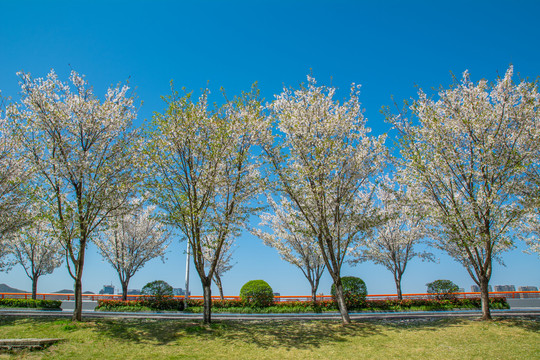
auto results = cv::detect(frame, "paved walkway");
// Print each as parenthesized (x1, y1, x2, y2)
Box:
(1, 308, 539, 321)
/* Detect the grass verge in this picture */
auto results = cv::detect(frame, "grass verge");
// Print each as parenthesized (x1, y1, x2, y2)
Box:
(0, 316, 538, 359)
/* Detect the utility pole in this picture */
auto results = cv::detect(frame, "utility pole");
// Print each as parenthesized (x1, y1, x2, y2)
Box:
(184, 241, 190, 309)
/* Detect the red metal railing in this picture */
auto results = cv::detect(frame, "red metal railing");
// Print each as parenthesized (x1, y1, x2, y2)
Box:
(1, 291, 538, 301)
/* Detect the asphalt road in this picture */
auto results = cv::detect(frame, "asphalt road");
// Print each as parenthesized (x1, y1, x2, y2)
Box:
(1, 308, 539, 321)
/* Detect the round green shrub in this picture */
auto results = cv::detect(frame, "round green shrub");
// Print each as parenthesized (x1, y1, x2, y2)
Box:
(141, 280, 173, 299)
(240, 280, 274, 307)
(426, 279, 459, 300)
(330, 276, 368, 309)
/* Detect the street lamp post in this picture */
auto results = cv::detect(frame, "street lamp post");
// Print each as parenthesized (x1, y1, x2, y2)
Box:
(184, 241, 190, 309)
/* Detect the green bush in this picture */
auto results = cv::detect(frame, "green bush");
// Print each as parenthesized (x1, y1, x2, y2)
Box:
(426, 279, 459, 300)
(239, 280, 274, 307)
(96, 298, 184, 311)
(140, 297, 184, 311)
(0, 298, 61, 309)
(141, 280, 173, 299)
(331, 276, 368, 309)
(364, 297, 508, 311)
(97, 296, 509, 313)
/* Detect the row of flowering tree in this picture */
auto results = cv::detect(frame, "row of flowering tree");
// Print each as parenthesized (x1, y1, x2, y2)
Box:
(0, 66, 538, 324)
(253, 68, 540, 323)
(390, 67, 540, 320)
(143, 87, 264, 324)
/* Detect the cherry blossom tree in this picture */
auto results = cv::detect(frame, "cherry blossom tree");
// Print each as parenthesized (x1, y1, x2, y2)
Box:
(518, 167, 540, 258)
(94, 200, 170, 300)
(8, 70, 141, 321)
(517, 211, 540, 257)
(8, 217, 64, 299)
(261, 76, 387, 324)
(390, 66, 540, 320)
(203, 236, 235, 300)
(519, 114, 540, 257)
(145, 86, 263, 324)
(0, 242, 9, 270)
(251, 196, 325, 302)
(0, 98, 32, 242)
(348, 178, 433, 300)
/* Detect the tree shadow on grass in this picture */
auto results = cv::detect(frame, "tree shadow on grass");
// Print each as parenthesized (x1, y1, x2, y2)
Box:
(0, 315, 78, 333)
(0, 316, 54, 328)
(92, 316, 540, 350)
(369, 317, 468, 332)
(6, 315, 536, 351)
(488, 316, 540, 333)
(370, 316, 540, 334)
(215, 320, 382, 349)
(93, 318, 186, 345)
(91, 318, 382, 349)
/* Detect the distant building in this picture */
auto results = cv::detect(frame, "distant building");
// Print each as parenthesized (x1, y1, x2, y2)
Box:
(127, 289, 141, 296)
(172, 288, 190, 296)
(494, 285, 516, 292)
(172, 288, 183, 296)
(99, 284, 115, 295)
(470, 285, 492, 293)
(518, 286, 539, 299)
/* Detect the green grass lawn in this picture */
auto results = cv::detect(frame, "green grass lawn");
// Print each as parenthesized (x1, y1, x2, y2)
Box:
(0, 316, 538, 359)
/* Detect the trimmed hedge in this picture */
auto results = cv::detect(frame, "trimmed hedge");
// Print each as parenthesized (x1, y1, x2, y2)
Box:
(96, 296, 509, 313)
(240, 280, 274, 308)
(331, 276, 368, 308)
(363, 297, 509, 311)
(426, 279, 460, 300)
(141, 280, 174, 299)
(185, 297, 508, 312)
(97, 298, 185, 311)
(0, 298, 61, 309)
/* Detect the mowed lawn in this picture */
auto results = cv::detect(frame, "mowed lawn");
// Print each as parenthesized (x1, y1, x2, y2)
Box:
(0, 316, 538, 359)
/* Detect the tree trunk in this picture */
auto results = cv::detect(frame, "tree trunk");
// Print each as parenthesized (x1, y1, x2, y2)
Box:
(394, 273, 403, 301)
(311, 286, 317, 303)
(73, 274, 83, 321)
(121, 280, 129, 301)
(214, 273, 224, 301)
(479, 277, 492, 320)
(31, 276, 38, 300)
(72, 244, 86, 322)
(202, 280, 212, 324)
(333, 279, 351, 324)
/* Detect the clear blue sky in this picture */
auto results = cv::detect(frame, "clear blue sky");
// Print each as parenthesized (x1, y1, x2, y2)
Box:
(1, 0, 539, 296)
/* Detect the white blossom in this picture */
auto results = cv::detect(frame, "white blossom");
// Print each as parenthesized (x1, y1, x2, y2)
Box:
(94, 200, 170, 300)
(0, 96, 31, 242)
(8, 70, 141, 320)
(145, 85, 263, 323)
(261, 76, 387, 323)
(391, 66, 540, 320)
(202, 236, 236, 300)
(348, 176, 433, 299)
(517, 211, 540, 258)
(251, 196, 325, 301)
(7, 215, 63, 299)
